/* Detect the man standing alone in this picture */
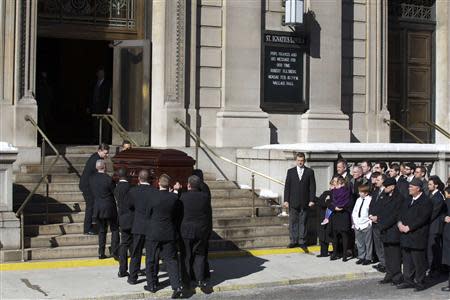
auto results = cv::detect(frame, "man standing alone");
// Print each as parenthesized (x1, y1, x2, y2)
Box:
(283, 152, 316, 250)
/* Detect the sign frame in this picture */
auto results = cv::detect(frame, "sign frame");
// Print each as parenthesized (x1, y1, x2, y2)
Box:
(260, 29, 308, 113)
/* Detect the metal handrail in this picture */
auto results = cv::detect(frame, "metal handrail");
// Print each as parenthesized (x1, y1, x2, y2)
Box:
(422, 120, 450, 140)
(16, 115, 62, 261)
(383, 119, 425, 144)
(174, 118, 284, 217)
(92, 114, 139, 146)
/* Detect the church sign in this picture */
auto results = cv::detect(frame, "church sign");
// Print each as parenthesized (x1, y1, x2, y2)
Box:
(261, 31, 308, 112)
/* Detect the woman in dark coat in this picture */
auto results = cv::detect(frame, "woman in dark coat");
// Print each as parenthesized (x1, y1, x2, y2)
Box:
(329, 176, 352, 262)
(316, 179, 334, 257)
(442, 187, 450, 292)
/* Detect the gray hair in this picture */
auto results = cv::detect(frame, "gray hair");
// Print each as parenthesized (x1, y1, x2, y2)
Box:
(95, 159, 105, 170)
(188, 175, 201, 190)
(353, 165, 363, 173)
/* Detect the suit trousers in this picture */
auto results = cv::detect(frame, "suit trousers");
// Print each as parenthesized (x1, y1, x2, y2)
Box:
(183, 238, 208, 282)
(355, 226, 373, 260)
(118, 229, 133, 274)
(128, 234, 146, 281)
(289, 208, 308, 245)
(97, 217, 119, 257)
(427, 233, 443, 272)
(82, 191, 94, 233)
(383, 243, 402, 283)
(402, 247, 427, 285)
(145, 240, 180, 290)
(319, 241, 329, 256)
(372, 226, 385, 266)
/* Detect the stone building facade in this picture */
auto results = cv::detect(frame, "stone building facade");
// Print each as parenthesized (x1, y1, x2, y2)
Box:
(0, 0, 449, 165)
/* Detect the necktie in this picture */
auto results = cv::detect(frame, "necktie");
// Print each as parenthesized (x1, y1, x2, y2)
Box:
(358, 198, 365, 218)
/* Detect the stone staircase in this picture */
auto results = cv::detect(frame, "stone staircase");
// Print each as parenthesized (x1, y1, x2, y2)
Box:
(3, 146, 290, 262)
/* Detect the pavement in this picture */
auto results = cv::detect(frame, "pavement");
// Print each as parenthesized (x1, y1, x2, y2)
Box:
(0, 247, 387, 300)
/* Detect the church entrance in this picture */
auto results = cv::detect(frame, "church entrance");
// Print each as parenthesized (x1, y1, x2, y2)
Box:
(36, 38, 113, 145)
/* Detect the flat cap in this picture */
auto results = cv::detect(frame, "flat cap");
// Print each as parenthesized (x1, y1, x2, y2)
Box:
(383, 177, 397, 187)
(409, 178, 423, 188)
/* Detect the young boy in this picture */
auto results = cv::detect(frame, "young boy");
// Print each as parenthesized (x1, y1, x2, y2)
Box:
(351, 184, 372, 265)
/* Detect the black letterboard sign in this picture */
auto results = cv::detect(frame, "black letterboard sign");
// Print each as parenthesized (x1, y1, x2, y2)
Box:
(261, 31, 307, 112)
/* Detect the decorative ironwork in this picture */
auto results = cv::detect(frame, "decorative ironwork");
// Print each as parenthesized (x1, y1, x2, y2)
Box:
(389, 0, 435, 22)
(38, 0, 136, 29)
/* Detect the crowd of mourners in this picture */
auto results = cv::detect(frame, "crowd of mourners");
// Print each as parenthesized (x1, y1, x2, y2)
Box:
(79, 142, 450, 297)
(79, 142, 212, 299)
(314, 159, 450, 292)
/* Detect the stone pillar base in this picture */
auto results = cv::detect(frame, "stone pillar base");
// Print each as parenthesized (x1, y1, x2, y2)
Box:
(151, 107, 189, 147)
(299, 110, 350, 143)
(216, 111, 270, 147)
(0, 212, 20, 250)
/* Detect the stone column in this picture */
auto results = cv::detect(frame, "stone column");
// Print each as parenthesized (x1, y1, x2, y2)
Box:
(151, 0, 188, 147)
(215, 0, 270, 147)
(299, 0, 350, 143)
(435, 0, 450, 143)
(0, 143, 20, 251)
(0, 0, 37, 152)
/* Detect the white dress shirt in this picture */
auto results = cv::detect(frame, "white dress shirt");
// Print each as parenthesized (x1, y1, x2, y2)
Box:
(297, 166, 304, 181)
(352, 195, 372, 230)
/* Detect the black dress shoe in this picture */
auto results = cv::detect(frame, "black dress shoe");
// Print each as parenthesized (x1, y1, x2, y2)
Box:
(171, 287, 184, 299)
(372, 263, 381, 270)
(287, 243, 298, 248)
(414, 283, 426, 291)
(118, 271, 129, 278)
(396, 282, 415, 289)
(362, 260, 371, 265)
(144, 285, 157, 293)
(377, 265, 386, 273)
(98, 254, 107, 259)
(378, 278, 392, 284)
(355, 259, 364, 265)
(441, 286, 450, 292)
(138, 270, 146, 276)
(316, 254, 329, 258)
(127, 278, 138, 285)
(330, 255, 339, 261)
(85, 231, 97, 235)
(342, 257, 348, 262)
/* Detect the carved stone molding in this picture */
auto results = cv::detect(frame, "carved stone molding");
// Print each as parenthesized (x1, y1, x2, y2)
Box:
(164, 0, 185, 104)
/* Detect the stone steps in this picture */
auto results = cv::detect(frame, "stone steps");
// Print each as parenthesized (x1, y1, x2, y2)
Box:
(2, 235, 292, 261)
(24, 217, 289, 236)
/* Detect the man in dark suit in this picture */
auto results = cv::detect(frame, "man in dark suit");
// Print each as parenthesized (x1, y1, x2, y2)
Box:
(89, 159, 119, 259)
(414, 165, 430, 196)
(114, 167, 132, 277)
(192, 169, 212, 280)
(127, 169, 158, 285)
(377, 177, 404, 285)
(427, 176, 446, 278)
(369, 173, 387, 273)
(389, 163, 409, 199)
(179, 175, 212, 288)
(441, 187, 450, 292)
(88, 67, 111, 143)
(397, 178, 433, 291)
(144, 174, 184, 298)
(335, 159, 352, 184)
(79, 143, 109, 235)
(283, 152, 316, 250)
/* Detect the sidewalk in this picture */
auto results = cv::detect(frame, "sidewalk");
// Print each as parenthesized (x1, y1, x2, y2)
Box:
(0, 249, 382, 299)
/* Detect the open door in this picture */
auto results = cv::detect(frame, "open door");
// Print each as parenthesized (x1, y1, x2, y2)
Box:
(111, 40, 151, 146)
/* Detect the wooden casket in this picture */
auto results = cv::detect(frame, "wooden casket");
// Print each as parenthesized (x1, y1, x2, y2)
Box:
(111, 148, 196, 188)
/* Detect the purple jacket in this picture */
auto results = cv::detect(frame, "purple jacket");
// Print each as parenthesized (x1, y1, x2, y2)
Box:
(331, 186, 351, 208)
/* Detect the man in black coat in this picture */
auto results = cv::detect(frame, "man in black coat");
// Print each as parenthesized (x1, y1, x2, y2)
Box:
(88, 67, 112, 143)
(144, 174, 183, 298)
(441, 187, 450, 292)
(397, 178, 433, 291)
(369, 173, 387, 273)
(79, 143, 109, 235)
(179, 175, 212, 287)
(389, 163, 409, 199)
(127, 170, 159, 285)
(377, 177, 404, 285)
(114, 167, 132, 277)
(427, 176, 446, 278)
(89, 160, 119, 259)
(283, 152, 316, 250)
